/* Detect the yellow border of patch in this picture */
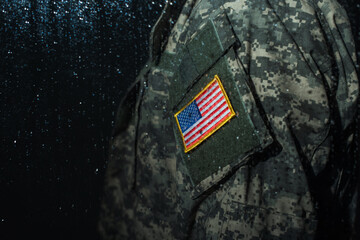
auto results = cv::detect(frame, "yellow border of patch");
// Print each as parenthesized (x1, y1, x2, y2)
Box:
(174, 75, 236, 153)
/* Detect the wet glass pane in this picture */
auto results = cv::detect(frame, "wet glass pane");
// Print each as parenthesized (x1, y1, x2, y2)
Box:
(1, 1, 164, 239)
(1, 0, 359, 239)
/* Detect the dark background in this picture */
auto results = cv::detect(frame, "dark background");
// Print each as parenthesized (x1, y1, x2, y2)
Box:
(1, 1, 165, 239)
(0, 1, 359, 240)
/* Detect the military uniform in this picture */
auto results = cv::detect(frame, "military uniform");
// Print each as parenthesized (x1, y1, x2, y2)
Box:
(99, 0, 359, 239)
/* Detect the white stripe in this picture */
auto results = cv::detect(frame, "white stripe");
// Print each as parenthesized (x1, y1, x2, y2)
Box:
(184, 103, 228, 141)
(199, 95, 225, 115)
(186, 109, 231, 146)
(196, 82, 219, 104)
(197, 87, 221, 109)
(183, 99, 227, 136)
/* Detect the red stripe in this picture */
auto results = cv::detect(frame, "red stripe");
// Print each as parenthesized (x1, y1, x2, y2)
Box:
(200, 95, 226, 117)
(186, 111, 232, 148)
(185, 106, 229, 144)
(198, 87, 223, 111)
(184, 99, 228, 140)
(197, 84, 219, 107)
(185, 107, 230, 145)
(196, 81, 219, 106)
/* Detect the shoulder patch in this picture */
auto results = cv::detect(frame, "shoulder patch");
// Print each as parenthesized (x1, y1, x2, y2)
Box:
(174, 75, 235, 152)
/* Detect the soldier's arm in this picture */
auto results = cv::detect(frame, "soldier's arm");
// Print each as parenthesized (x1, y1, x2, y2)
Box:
(98, 66, 150, 239)
(315, 0, 359, 237)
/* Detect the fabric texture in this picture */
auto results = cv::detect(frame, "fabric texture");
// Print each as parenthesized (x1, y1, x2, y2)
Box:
(99, 0, 359, 239)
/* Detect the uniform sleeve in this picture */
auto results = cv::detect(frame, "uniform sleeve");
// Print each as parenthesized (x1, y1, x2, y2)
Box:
(314, 0, 358, 128)
(97, 73, 145, 239)
(314, 0, 359, 238)
(224, 0, 359, 237)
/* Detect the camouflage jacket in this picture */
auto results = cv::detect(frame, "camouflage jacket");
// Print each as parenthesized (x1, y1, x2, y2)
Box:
(99, 0, 359, 239)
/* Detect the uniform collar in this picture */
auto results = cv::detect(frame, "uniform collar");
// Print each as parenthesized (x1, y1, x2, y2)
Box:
(149, 0, 187, 64)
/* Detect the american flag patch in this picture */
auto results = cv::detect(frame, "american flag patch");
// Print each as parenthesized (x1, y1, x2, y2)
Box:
(174, 75, 235, 153)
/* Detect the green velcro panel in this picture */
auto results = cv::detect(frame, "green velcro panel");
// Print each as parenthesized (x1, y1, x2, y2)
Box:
(170, 12, 260, 186)
(186, 21, 223, 75)
(186, 14, 235, 75)
(169, 49, 200, 108)
(169, 13, 236, 109)
(174, 57, 260, 185)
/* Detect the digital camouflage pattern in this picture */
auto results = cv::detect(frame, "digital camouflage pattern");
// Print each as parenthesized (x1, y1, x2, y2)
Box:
(99, 0, 359, 239)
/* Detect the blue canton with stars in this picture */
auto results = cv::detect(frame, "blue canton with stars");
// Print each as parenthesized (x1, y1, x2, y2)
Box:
(177, 101, 202, 133)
